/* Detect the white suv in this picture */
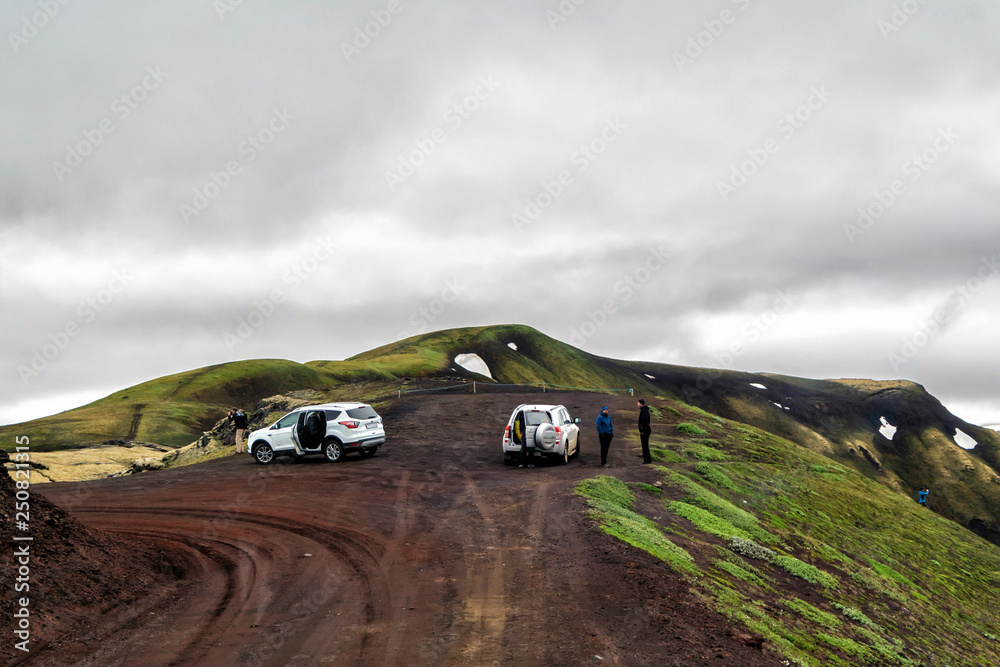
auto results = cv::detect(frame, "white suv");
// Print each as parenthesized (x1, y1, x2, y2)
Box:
(502, 404, 581, 465)
(248, 402, 385, 464)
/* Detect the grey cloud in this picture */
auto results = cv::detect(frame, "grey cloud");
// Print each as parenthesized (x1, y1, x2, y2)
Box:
(2, 0, 999, 427)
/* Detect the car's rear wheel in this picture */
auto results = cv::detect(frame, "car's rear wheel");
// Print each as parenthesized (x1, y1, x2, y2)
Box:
(324, 439, 343, 463)
(562, 441, 570, 465)
(360, 446, 378, 458)
(253, 443, 274, 465)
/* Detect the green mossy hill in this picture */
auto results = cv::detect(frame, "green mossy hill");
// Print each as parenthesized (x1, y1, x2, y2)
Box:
(3, 323, 998, 548)
(625, 363, 1000, 546)
(576, 398, 1000, 667)
(2, 360, 341, 451)
(344, 324, 656, 391)
(0, 325, 653, 452)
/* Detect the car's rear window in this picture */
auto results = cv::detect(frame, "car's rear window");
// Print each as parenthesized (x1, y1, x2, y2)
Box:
(325, 410, 342, 420)
(346, 406, 378, 420)
(525, 411, 551, 426)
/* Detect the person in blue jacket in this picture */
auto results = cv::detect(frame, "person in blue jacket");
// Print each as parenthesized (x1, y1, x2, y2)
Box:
(596, 406, 614, 468)
(918, 487, 929, 506)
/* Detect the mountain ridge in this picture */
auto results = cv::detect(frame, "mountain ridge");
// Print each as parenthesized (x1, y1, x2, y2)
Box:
(3, 323, 998, 545)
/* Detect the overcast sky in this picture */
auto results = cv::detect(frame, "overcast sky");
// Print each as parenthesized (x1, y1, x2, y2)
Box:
(2, 0, 999, 430)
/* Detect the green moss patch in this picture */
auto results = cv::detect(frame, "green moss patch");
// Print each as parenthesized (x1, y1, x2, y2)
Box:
(694, 462, 739, 490)
(783, 598, 841, 629)
(683, 443, 728, 461)
(668, 500, 751, 540)
(677, 422, 709, 436)
(576, 476, 697, 574)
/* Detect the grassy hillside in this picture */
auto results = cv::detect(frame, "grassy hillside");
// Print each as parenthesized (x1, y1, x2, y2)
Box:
(622, 361, 1000, 547)
(2, 323, 998, 546)
(3, 360, 342, 451)
(0, 325, 652, 451)
(346, 324, 659, 391)
(578, 399, 1000, 666)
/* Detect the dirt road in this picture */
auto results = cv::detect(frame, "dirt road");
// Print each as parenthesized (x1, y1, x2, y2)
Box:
(33, 392, 779, 666)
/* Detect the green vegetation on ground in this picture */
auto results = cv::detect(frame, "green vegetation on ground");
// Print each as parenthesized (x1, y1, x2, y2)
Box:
(677, 422, 708, 436)
(575, 476, 697, 574)
(576, 399, 1000, 667)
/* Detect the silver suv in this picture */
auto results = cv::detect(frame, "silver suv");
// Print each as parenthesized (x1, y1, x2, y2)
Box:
(248, 402, 385, 464)
(502, 404, 581, 465)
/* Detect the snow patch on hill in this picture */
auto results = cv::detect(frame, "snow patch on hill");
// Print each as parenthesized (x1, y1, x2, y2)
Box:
(953, 428, 978, 450)
(879, 417, 897, 440)
(454, 353, 492, 378)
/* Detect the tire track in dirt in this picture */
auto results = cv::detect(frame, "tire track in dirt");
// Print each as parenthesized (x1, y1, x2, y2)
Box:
(70, 506, 390, 666)
(444, 473, 507, 665)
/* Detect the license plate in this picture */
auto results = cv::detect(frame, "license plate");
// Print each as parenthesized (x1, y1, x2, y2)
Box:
(366, 422, 378, 429)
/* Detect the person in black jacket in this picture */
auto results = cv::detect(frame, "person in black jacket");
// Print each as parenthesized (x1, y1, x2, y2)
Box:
(515, 410, 534, 468)
(637, 399, 652, 465)
(228, 407, 249, 454)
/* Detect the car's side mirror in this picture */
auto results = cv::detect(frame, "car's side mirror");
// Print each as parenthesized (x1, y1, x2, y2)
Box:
(574, 418, 581, 424)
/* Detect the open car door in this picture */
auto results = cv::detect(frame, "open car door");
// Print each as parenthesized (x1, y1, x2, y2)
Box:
(292, 409, 327, 454)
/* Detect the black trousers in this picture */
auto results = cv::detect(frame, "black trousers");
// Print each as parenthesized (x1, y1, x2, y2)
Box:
(640, 430, 651, 463)
(519, 440, 534, 466)
(599, 433, 613, 465)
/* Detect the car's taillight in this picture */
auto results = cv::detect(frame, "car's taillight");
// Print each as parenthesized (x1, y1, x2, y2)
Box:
(339, 421, 359, 429)
(504, 425, 510, 443)
(555, 426, 562, 437)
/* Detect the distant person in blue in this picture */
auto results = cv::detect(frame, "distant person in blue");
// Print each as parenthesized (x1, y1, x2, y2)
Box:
(596, 406, 614, 468)
(918, 487, 929, 506)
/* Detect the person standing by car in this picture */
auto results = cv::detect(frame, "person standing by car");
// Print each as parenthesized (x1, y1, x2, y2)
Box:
(515, 410, 535, 468)
(637, 399, 652, 465)
(596, 406, 614, 468)
(228, 407, 249, 454)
